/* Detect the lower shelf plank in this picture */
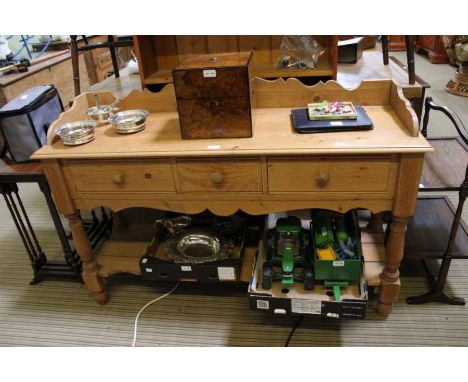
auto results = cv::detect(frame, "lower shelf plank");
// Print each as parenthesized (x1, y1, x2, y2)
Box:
(95, 227, 386, 286)
(97, 240, 147, 277)
(361, 228, 386, 287)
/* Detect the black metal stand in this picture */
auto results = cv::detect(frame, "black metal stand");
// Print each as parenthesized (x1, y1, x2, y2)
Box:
(404, 97, 468, 305)
(407, 176, 467, 305)
(406, 258, 465, 305)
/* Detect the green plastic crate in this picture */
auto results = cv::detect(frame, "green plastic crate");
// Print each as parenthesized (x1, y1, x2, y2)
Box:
(312, 210, 363, 282)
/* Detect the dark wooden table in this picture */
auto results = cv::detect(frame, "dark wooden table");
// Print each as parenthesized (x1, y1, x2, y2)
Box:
(0, 157, 82, 283)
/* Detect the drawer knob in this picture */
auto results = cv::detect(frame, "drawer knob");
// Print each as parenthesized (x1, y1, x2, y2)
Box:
(210, 172, 224, 184)
(314, 173, 329, 187)
(207, 100, 219, 107)
(112, 173, 123, 184)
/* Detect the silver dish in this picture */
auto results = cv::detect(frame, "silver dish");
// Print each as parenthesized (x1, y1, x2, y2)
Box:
(114, 123, 146, 134)
(165, 229, 234, 264)
(108, 109, 149, 134)
(86, 105, 117, 126)
(55, 120, 96, 146)
(62, 134, 95, 146)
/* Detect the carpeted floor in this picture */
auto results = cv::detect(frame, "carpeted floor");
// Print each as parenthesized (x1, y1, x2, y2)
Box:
(0, 47, 467, 347)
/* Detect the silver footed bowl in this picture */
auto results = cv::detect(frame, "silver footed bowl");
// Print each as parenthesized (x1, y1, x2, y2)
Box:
(55, 120, 96, 146)
(108, 109, 149, 133)
(86, 105, 117, 126)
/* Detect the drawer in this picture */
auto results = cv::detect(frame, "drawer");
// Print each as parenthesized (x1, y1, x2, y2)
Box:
(96, 51, 112, 70)
(177, 96, 252, 139)
(176, 158, 262, 193)
(267, 157, 393, 193)
(66, 159, 175, 193)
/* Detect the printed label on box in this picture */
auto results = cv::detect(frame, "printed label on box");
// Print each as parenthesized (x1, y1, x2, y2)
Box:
(333, 260, 345, 267)
(291, 299, 322, 315)
(203, 69, 216, 78)
(218, 267, 236, 281)
(330, 121, 344, 126)
(181, 265, 192, 272)
(257, 300, 270, 310)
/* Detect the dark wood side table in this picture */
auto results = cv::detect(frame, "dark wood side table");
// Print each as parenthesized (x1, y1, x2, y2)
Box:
(70, 35, 134, 96)
(0, 158, 82, 283)
(382, 35, 416, 85)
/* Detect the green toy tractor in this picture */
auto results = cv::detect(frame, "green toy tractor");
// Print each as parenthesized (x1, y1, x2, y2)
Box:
(262, 216, 314, 290)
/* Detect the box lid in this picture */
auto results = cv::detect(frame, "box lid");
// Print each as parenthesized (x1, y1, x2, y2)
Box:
(0, 85, 53, 114)
(174, 52, 252, 70)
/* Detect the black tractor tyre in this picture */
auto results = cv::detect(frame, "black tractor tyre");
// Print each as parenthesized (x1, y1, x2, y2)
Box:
(302, 266, 315, 291)
(262, 262, 273, 290)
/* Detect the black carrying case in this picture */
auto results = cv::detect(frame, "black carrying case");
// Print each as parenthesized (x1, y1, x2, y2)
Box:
(0, 85, 63, 163)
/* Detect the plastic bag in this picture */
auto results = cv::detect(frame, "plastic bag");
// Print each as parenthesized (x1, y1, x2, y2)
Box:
(277, 36, 325, 69)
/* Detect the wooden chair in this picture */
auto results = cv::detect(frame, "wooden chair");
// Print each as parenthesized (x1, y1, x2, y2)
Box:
(70, 35, 133, 96)
(381, 35, 416, 85)
(404, 97, 468, 305)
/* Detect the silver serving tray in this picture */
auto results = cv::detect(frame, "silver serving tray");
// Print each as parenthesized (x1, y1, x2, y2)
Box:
(55, 121, 96, 145)
(109, 109, 149, 133)
(165, 229, 234, 264)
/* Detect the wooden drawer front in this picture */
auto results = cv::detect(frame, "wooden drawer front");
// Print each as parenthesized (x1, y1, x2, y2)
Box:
(67, 160, 175, 193)
(268, 157, 393, 193)
(174, 66, 249, 98)
(177, 97, 252, 139)
(96, 52, 112, 72)
(177, 159, 262, 192)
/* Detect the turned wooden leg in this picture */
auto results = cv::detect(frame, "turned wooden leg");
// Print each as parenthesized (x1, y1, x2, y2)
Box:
(66, 212, 108, 304)
(378, 216, 408, 316)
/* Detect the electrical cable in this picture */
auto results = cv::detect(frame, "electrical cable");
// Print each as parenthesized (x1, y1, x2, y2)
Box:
(132, 282, 180, 347)
(285, 315, 304, 347)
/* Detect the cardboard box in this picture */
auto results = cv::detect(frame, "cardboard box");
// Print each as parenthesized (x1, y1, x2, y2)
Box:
(248, 239, 368, 319)
(139, 224, 247, 283)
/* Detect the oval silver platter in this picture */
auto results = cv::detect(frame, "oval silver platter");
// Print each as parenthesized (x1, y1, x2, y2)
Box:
(165, 229, 234, 264)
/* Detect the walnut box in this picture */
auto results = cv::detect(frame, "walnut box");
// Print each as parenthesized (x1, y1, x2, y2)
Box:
(173, 52, 254, 139)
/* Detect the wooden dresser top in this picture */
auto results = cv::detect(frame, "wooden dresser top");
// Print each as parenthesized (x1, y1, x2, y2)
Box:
(32, 78, 433, 160)
(33, 106, 432, 160)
